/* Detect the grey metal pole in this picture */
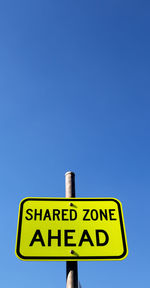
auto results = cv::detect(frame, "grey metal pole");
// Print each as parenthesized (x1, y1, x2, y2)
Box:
(65, 171, 78, 288)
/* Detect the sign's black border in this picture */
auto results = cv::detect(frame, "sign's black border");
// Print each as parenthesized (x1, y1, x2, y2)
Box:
(16, 198, 128, 260)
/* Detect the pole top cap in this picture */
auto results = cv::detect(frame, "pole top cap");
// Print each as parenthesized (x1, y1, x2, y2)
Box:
(65, 171, 75, 176)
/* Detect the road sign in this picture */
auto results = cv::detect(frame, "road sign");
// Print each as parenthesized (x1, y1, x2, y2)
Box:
(16, 198, 128, 261)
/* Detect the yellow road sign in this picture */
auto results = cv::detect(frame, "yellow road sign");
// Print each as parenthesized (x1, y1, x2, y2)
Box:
(16, 198, 128, 261)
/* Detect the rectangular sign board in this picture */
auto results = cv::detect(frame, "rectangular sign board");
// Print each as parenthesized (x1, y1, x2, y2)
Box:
(16, 198, 128, 261)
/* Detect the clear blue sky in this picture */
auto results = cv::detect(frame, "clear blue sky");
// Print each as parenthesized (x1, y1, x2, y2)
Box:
(0, 0, 150, 287)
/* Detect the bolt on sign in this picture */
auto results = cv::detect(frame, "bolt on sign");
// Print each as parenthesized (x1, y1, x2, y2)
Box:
(16, 198, 128, 261)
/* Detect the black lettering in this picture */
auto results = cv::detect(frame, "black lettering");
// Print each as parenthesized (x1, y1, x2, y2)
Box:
(78, 230, 94, 246)
(83, 209, 90, 220)
(34, 209, 42, 220)
(43, 209, 51, 221)
(48, 230, 61, 246)
(99, 209, 108, 220)
(91, 209, 98, 220)
(109, 209, 117, 220)
(64, 230, 76, 246)
(70, 209, 77, 220)
(62, 209, 68, 220)
(29, 229, 45, 246)
(53, 209, 60, 220)
(96, 230, 109, 246)
(25, 209, 33, 220)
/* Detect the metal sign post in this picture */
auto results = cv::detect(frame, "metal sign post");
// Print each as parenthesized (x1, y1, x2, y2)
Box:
(65, 172, 78, 288)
